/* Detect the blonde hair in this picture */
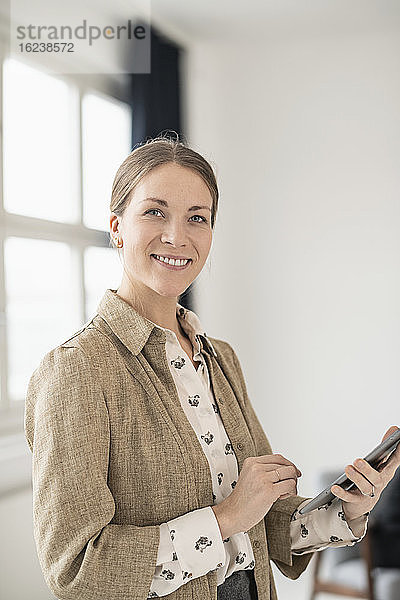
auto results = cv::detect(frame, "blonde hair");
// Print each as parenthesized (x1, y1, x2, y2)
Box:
(109, 134, 219, 312)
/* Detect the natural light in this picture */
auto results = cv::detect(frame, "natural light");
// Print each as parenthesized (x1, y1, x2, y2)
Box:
(82, 92, 132, 231)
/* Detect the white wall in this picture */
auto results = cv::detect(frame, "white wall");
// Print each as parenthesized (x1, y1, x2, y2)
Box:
(3, 19, 400, 600)
(0, 488, 54, 600)
(184, 29, 400, 598)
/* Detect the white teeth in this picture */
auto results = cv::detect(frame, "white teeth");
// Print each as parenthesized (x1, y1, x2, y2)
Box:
(154, 255, 189, 266)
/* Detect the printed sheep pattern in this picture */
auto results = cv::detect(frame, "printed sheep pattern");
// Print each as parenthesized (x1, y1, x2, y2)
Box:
(146, 305, 369, 598)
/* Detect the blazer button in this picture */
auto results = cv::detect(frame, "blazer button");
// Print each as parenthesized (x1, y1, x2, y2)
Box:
(253, 540, 260, 549)
(237, 443, 244, 451)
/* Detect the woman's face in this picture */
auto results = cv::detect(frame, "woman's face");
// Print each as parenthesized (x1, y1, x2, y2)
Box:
(111, 162, 213, 299)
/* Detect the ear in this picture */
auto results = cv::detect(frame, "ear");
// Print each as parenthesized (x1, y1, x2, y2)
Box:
(110, 213, 121, 235)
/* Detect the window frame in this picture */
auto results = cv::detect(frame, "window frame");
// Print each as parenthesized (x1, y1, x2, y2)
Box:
(0, 46, 132, 439)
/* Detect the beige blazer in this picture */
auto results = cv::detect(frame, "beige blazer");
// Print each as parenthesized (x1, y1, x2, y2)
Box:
(24, 288, 314, 600)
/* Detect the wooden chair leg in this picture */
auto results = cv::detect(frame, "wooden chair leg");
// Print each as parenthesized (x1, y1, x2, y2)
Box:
(309, 542, 373, 600)
(309, 551, 322, 600)
(359, 530, 375, 600)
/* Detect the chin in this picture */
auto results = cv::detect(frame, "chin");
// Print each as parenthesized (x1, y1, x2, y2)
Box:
(151, 284, 188, 299)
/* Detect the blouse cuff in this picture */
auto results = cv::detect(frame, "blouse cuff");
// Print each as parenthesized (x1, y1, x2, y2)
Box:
(290, 498, 369, 555)
(312, 499, 369, 543)
(166, 506, 226, 579)
(156, 522, 176, 565)
(340, 502, 369, 539)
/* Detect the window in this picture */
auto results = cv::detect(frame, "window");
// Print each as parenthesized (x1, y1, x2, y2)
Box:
(82, 92, 132, 231)
(1, 56, 130, 432)
(3, 58, 79, 223)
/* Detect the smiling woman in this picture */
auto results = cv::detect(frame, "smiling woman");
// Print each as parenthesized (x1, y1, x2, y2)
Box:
(25, 136, 387, 600)
(109, 137, 218, 334)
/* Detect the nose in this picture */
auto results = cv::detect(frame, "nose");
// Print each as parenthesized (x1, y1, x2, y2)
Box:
(160, 220, 189, 248)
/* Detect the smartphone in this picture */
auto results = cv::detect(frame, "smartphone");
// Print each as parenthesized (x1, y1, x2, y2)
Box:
(298, 427, 400, 515)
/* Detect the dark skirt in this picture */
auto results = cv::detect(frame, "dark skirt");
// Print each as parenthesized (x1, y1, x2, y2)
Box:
(217, 569, 258, 600)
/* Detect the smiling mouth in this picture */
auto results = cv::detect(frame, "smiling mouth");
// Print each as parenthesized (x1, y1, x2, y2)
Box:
(151, 254, 192, 270)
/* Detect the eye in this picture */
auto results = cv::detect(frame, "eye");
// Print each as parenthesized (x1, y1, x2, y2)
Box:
(144, 209, 208, 224)
(144, 209, 163, 217)
(190, 215, 208, 223)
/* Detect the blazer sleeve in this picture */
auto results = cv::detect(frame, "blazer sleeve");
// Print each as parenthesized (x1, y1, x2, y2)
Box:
(24, 344, 160, 600)
(229, 344, 315, 580)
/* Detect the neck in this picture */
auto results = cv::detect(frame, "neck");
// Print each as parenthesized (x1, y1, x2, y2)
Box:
(115, 279, 182, 336)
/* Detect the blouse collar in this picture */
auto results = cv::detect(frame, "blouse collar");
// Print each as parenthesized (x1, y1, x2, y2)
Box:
(95, 288, 217, 358)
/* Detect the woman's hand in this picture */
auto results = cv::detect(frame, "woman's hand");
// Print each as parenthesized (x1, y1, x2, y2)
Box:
(212, 453, 302, 539)
(330, 425, 400, 522)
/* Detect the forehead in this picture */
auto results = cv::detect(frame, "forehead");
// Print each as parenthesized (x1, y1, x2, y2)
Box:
(130, 163, 213, 207)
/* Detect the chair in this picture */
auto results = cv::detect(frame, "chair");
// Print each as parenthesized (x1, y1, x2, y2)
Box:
(309, 467, 400, 600)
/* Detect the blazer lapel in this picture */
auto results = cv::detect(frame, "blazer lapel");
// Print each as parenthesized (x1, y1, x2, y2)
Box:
(93, 315, 215, 509)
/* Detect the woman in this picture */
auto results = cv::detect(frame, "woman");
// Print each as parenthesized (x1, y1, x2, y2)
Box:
(24, 137, 400, 600)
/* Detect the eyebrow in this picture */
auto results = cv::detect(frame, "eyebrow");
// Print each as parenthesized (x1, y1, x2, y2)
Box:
(140, 197, 212, 212)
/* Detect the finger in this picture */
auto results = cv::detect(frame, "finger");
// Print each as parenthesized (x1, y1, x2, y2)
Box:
(274, 479, 297, 498)
(376, 455, 391, 470)
(256, 454, 302, 477)
(377, 426, 400, 477)
(331, 484, 360, 503)
(345, 464, 375, 496)
(351, 458, 380, 486)
(381, 425, 399, 444)
(267, 465, 299, 482)
(377, 445, 400, 479)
